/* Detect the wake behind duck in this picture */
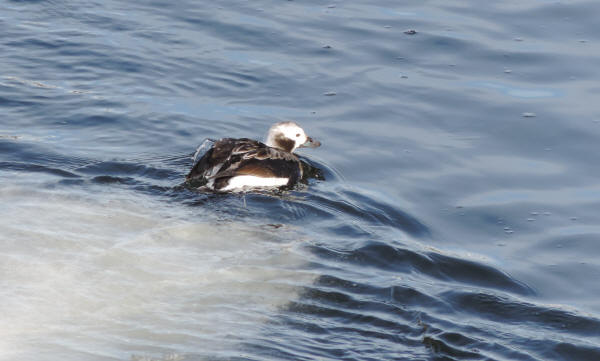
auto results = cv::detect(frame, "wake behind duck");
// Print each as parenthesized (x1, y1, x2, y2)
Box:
(186, 122, 321, 192)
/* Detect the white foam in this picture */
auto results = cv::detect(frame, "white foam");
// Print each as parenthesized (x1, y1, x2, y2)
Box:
(0, 176, 313, 360)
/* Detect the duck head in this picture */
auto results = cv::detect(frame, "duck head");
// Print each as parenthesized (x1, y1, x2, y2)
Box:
(265, 121, 321, 153)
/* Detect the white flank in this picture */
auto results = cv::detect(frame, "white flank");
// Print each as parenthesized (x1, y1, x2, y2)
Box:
(220, 175, 289, 191)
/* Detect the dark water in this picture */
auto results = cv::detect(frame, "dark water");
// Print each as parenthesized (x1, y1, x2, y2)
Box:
(2, 0, 600, 360)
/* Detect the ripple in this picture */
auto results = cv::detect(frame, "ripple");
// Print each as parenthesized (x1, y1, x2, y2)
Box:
(0, 161, 80, 178)
(445, 291, 600, 336)
(468, 81, 561, 98)
(3, 0, 600, 359)
(313, 241, 533, 295)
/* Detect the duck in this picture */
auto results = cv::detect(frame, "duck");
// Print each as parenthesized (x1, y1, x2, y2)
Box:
(186, 121, 321, 192)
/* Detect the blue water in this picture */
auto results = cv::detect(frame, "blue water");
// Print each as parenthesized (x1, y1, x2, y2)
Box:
(2, 1, 600, 360)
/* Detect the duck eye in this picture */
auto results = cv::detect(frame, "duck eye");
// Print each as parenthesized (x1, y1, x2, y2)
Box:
(296, 133, 300, 137)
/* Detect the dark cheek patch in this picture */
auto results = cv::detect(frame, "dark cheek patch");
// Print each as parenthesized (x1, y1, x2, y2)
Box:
(274, 134, 295, 152)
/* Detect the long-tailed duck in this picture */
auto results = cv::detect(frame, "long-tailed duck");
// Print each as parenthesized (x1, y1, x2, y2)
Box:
(186, 122, 321, 192)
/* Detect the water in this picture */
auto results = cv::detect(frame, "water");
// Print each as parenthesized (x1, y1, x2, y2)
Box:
(2, 0, 600, 360)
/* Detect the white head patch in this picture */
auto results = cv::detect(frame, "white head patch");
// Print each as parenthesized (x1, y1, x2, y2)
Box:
(265, 121, 308, 152)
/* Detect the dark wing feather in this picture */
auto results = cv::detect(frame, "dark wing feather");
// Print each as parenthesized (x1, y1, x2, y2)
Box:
(216, 157, 301, 179)
(186, 138, 249, 181)
(186, 138, 301, 189)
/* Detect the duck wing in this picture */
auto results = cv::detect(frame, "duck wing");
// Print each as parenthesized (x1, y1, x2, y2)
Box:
(186, 138, 300, 185)
(186, 138, 252, 181)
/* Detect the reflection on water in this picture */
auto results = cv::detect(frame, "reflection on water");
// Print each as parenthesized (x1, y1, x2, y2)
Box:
(467, 81, 562, 98)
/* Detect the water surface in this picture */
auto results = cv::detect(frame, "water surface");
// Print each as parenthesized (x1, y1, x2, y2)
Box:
(2, 0, 600, 360)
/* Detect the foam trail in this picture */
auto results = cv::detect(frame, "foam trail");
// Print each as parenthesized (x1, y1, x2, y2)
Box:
(0, 175, 314, 360)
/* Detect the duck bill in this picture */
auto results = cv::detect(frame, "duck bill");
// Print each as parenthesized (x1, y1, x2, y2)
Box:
(300, 136, 321, 148)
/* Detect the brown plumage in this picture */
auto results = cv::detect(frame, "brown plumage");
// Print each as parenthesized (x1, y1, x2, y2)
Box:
(186, 122, 320, 192)
(186, 138, 302, 191)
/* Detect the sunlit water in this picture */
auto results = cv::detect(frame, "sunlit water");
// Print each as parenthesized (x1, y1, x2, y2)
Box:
(2, 0, 600, 360)
(1, 175, 319, 360)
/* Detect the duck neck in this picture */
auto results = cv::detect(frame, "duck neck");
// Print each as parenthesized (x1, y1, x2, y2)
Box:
(266, 134, 296, 153)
